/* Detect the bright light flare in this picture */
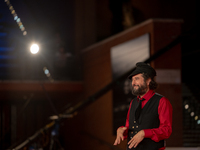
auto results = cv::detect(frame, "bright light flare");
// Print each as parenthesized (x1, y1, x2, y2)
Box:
(30, 44, 39, 54)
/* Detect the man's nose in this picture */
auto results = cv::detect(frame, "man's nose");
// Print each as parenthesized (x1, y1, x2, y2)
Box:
(132, 80, 135, 86)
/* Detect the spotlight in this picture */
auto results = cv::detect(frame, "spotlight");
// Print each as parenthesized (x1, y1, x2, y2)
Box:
(30, 44, 39, 54)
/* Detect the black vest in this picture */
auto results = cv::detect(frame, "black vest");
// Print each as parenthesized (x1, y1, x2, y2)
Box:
(127, 93, 164, 150)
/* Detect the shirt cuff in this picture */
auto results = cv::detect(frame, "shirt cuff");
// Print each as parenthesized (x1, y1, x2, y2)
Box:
(144, 129, 153, 138)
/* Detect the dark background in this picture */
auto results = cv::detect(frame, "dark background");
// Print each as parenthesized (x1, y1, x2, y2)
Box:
(0, 0, 200, 83)
(1, 0, 200, 149)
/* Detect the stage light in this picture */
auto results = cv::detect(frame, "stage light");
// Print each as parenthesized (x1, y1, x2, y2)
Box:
(21, 27, 25, 31)
(197, 120, 200, 125)
(184, 104, 189, 109)
(43, 67, 54, 82)
(11, 10, 15, 14)
(44, 68, 49, 75)
(190, 112, 195, 117)
(6, 0, 10, 5)
(16, 18, 20, 23)
(9, 6, 13, 10)
(23, 31, 27, 36)
(14, 15, 18, 20)
(30, 44, 39, 54)
(44, 68, 51, 77)
(18, 22, 22, 27)
(20, 25, 24, 30)
(5, 0, 27, 36)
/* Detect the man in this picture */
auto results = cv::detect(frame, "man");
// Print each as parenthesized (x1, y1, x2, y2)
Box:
(113, 62, 173, 150)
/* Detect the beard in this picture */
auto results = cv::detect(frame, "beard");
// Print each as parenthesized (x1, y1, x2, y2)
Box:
(132, 82, 148, 96)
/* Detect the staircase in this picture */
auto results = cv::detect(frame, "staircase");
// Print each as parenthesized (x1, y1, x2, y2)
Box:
(182, 83, 200, 146)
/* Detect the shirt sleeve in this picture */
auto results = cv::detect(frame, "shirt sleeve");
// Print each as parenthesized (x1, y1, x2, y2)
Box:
(143, 97, 173, 142)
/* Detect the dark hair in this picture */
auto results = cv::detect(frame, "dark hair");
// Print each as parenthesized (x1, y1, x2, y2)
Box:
(142, 73, 158, 90)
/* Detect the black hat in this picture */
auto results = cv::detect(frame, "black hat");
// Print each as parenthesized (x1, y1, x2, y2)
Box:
(128, 62, 156, 80)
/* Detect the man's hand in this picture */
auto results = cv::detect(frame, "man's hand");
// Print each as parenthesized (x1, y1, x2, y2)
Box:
(113, 127, 127, 145)
(128, 130, 145, 149)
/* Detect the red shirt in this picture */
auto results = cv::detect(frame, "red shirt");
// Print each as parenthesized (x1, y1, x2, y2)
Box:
(123, 90, 173, 150)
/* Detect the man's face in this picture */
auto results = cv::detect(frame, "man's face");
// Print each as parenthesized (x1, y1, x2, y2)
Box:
(131, 73, 149, 96)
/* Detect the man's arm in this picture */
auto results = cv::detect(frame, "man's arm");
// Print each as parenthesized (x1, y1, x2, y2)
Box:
(128, 130, 145, 149)
(113, 100, 133, 145)
(113, 127, 127, 145)
(143, 97, 173, 142)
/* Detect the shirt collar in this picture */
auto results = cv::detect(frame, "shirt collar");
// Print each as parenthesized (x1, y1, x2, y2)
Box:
(137, 89, 155, 101)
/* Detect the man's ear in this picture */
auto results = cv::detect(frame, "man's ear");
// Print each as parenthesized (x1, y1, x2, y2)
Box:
(147, 78, 151, 86)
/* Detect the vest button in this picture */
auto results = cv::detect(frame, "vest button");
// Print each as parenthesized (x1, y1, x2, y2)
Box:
(136, 126, 138, 128)
(132, 126, 134, 128)
(134, 121, 136, 123)
(131, 132, 133, 134)
(135, 131, 138, 134)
